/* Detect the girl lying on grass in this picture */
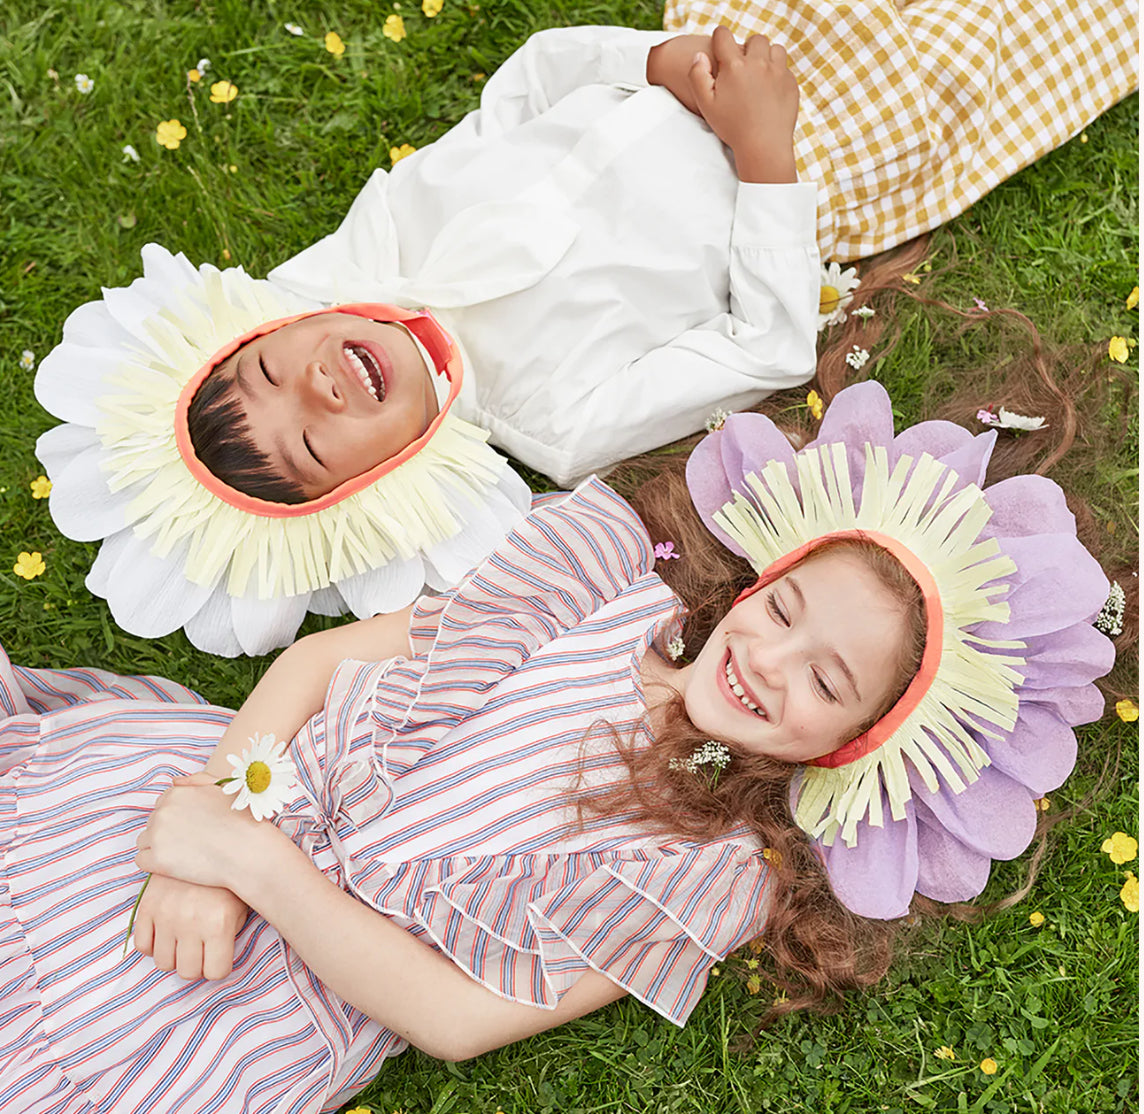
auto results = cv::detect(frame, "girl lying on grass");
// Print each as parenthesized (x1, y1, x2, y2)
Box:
(1, 362, 1127, 1112)
(35, 26, 819, 658)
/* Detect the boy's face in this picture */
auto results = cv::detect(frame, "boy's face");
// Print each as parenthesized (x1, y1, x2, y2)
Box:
(220, 313, 439, 499)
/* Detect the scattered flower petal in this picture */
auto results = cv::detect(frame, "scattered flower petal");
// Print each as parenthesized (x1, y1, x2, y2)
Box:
(1108, 336, 1129, 363)
(423, 0, 444, 14)
(383, 14, 406, 41)
(979, 1058, 998, 1075)
(818, 262, 859, 329)
(14, 552, 46, 580)
(1102, 832, 1138, 864)
(653, 541, 679, 561)
(806, 389, 824, 420)
(1115, 698, 1139, 723)
(1028, 910, 1045, 927)
(284, 22, 304, 35)
(1127, 286, 1139, 311)
(844, 345, 869, 370)
(1120, 871, 1139, 913)
(122, 143, 140, 163)
(977, 407, 1046, 431)
(325, 31, 346, 57)
(19, 350, 35, 371)
(934, 1046, 955, 1061)
(973, 296, 989, 312)
(29, 476, 52, 500)
(74, 73, 94, 95)
(389, 142, 416, 164)
(666, 635, 686, 661)
(852, 305, 875, 320)
(209, 80, 238, 104)
(155, 119, 187, 149)
(220, 733, 299, 821)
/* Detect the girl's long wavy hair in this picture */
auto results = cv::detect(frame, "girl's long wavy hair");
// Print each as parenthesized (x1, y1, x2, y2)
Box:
(590, 234, 1137, 1028)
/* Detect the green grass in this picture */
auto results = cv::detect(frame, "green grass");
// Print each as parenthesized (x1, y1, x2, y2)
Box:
(0, 2, 1137, 1112)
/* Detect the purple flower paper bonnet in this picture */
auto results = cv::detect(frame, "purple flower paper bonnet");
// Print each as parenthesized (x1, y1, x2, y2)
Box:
(686, 382, 1115, 919)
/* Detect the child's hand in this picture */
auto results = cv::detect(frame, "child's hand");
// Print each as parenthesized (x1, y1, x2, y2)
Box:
(688, 26, 799, 184)
(131, 873, 249, 981)
(646, 34, 715, 117)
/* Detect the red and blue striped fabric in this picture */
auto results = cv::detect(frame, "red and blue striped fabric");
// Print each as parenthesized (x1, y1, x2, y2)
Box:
(1, 479, 772, 1112)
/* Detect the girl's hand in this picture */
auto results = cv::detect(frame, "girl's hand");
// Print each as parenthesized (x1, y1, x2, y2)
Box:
(688, 26, 799, 184)
(135, 773, 286, 891)
(646, 34, 715, 117)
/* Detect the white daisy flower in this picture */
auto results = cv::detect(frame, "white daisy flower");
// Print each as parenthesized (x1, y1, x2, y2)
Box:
(844, 346, 870, 370)
(818, 262, 859, 330)
(121, 143, 140, 163)
(74, 73, 94, 94)
(284, 22, 304, 35)
(220, 732, 298, 820)
(19, 349, 35, 371)
(197, 57, 211, 73)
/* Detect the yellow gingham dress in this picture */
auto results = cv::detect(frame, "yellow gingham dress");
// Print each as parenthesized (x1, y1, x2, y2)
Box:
(663, 0, 1138, 261)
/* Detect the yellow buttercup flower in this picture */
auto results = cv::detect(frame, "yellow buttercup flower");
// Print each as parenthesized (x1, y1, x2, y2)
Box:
(155, 119, 187, 150)
(1028, 911, 1045, 927)
(325, 31, 346, 58)
(762, 847, 783, 868)
(745, 973, 761, 994)
(1120, 871, 1139, 913)
(902, 273, 921, 285)
(1115, 698, 1139, 722)
(30, 475, 52, 499)
(14, 551, 46, 580)
(209, 80, 238, 104)
(806, 389, 824, 420)
(1101, 832, 1138, 864)
(187, 68, 201, 83)
(383, 14, 406, 41)
(389, 143, 416, 164)
(1127, 286, 1140, 311)
(423, 0, 444, 14)
(979, 1058, 998, 1075)
(934, 1046, 955, 1061)
(1108, 336, 1129, 363)
(1035, 796, 1051, 812)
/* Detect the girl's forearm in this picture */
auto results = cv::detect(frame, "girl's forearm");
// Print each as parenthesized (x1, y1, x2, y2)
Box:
(237, 829, 624, 1061)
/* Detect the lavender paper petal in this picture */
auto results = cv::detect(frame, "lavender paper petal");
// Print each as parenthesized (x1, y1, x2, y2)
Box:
(981, 702, 1078, 794)
(981, 474, 1078, 539)
(1023, 683, 1107, 728)
(1014, 623, 1117, 690)
(974, 535, 1109, 640)
(805, 381, 894, 486)
(890, 419, 975, 465)
(927, 431, 996, 491)
(909, 766, 1036, 860)
(820, 804, 918, 920)
(914, 812, 993, 903)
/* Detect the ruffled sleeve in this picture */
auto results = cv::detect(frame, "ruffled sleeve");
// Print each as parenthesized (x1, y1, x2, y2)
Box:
(360, 843, 771, 1027)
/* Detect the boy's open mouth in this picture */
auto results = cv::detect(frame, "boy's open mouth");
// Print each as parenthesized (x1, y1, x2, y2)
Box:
(344, 343, 386, 402)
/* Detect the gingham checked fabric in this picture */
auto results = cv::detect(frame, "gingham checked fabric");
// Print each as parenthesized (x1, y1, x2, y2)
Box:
(663, 0, 1138, 261)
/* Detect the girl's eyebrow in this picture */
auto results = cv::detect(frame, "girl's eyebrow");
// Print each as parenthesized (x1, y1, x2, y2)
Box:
(787, 574, 861, 702)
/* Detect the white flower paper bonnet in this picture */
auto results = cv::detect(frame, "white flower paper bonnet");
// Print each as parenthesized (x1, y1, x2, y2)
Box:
(34, 244, 530, 656)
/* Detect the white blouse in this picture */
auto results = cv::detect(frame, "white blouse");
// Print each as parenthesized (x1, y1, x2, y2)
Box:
(271, 25, 820, 486)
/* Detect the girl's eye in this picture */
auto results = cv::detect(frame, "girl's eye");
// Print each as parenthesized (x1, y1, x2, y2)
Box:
(814, 672, 838, 703)
(302, 431, 323, 468)
(260, 356, 275, 385)
(766, 592, 790, 627)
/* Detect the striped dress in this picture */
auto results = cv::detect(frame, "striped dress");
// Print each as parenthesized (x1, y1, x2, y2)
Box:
(1, 479, 772, 1114)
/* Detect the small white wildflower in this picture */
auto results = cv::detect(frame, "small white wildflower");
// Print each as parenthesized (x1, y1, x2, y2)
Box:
(705, 407, 730, 432)
(121, 143, 140, 163)
(853, 305, 875, 320)
(844, 346, 870, 370)
(19, 349, 35, 371)
(284, 22, 304, 35)
(668, 740, 731, 775)
(1094, 581, 1126, 637)
(197, 57, 211, 73)
(666, 635, 686, 661)
(74, 73, 94, 94)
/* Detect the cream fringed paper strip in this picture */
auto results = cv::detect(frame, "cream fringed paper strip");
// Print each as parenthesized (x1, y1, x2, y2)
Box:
(35, 244, 530, 656)
(714, 444, 1025, 846)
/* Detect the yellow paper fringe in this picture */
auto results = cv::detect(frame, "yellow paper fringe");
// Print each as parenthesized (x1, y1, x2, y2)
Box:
(714, 444, 1026, 846)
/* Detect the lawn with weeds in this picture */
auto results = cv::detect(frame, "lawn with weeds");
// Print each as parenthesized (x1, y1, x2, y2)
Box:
(0, 3, 1137, 1113)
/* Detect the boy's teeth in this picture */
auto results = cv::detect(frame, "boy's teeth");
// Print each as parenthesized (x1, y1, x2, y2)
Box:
(725, 659, 765, 717)
(345, 344, 384, 401)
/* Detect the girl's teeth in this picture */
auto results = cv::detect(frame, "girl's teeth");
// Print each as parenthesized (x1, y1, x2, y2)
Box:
(725, 659, 764, 717)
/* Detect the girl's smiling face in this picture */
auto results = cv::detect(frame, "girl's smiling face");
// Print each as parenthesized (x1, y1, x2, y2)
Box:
(673, 549, 911, 762)
(221, 313, 439, 499)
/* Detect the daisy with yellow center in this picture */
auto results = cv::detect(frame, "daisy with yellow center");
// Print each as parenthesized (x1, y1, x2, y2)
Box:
(219, 732, 298, 820)
(817, 261, 859, 330)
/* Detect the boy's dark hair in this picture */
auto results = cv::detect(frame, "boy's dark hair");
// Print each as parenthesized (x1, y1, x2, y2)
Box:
(186, 365, 308, 504)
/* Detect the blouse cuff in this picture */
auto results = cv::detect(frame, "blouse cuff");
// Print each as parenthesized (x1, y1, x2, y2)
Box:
(733, 181, 819, 249)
